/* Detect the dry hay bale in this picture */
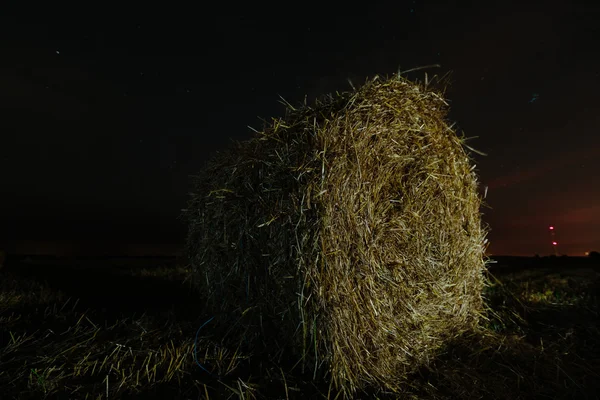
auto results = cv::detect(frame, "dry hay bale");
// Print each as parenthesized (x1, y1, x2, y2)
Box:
(182, 74, 489, 396)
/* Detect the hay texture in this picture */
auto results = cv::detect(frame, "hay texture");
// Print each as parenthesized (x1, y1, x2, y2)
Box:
(182, 75, 488, 396)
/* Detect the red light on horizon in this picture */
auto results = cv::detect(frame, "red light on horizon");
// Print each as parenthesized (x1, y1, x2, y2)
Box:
(552, 241, 558, 246)
(549, 226, 555, 230)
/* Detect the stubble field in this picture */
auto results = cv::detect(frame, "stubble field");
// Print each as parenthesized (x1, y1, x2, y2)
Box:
(1, 255, 598, 399)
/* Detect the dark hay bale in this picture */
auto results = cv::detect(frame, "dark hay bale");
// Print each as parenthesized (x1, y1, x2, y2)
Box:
(182, 74, 489, 396)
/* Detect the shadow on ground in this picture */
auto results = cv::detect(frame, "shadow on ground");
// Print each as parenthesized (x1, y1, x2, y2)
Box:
(5, 261, 202, 323)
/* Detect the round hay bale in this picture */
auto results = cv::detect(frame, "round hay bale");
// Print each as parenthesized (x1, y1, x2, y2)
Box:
(182, 74, 489, 396)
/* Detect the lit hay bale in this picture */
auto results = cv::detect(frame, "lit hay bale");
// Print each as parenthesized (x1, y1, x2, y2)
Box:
(182, 75, 489, 396)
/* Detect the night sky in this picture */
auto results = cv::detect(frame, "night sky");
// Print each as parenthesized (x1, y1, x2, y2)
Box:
(1, 2, 599, 257)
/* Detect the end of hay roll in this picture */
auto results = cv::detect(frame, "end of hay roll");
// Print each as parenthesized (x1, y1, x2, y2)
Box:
(182, 74, 489, 395)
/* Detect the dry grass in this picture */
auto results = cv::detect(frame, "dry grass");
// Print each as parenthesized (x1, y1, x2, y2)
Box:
(182, 74, 490, 396)
(1, 258, 598, 399)
(0, 264, 251, 399)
